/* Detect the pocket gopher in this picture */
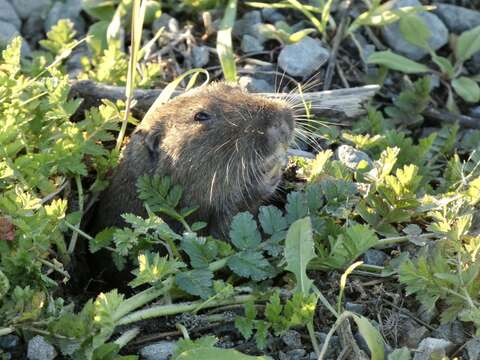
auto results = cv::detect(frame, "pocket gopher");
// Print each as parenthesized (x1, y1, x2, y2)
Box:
(91, 82, 295, 238)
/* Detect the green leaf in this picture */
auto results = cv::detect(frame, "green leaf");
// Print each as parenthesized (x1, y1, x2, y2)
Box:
(286, 192, 308, 224)
(175, 269, 214, 299)
(1, 37, 22, 75)
(235, 316, 254, 339)
(217, 0, 238, 81)
(431, 54, 454, 78)
(174, 336, 271, 359)
(87, 20, 110, 55)
(455, 25, 480, 62)
(285, 217, 315, 294)
(130, 252, 182, 288)
(258, 206, 287, 235)
(288, 28, 316, 43)
(367, 51, 431, 73)
(229, 212, 261, 250)
(181, 233, 218, 269)
(352, 314, 385, 360)
(174, 346, 271, 360)
(452, 76, 480, 103)
(89, 227, 115, 253)
(399, 15, 430, 50)
(40, 19, 77, 55)
(227, 250, 274, 281)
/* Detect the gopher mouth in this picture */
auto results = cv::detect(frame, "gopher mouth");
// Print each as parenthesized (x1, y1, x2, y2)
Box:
(262, 144, 289, 188)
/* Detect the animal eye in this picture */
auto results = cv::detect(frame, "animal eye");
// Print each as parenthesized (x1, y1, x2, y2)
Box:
(194, 111, 211, 122)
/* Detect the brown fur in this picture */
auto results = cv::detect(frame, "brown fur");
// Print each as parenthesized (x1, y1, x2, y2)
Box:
(91, 82, 294, 238)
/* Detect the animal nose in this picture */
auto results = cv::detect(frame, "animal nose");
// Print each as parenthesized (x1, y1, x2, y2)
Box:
(267, 120, 291, 145)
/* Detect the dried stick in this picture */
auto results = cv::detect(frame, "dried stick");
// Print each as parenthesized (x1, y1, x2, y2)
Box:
(69, 80, 380, 120)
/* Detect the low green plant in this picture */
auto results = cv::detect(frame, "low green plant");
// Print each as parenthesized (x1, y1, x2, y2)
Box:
(368, 21, 480, 108)
(258, 21, 316, 45)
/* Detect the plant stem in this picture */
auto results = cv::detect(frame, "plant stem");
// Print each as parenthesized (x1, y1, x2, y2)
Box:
(374, 233, 437, 249)
(68, 176, 84, 253)
(64, 221, 115, 252)
(318, 312, 351, 360)
(307, 322, 321, 357)
(114, 279, 173, 321)
(116, 0, 146, 151)
(114, 327, 140, 348)
(38, 259, 70, 280)
(117, 294, 255, 326)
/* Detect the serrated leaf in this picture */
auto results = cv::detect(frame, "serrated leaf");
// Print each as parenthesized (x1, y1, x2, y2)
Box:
(455, 25, 480, 62)
(452, 76, 480, 103)
(175, 269, 214, 299)
(181, 233, 218, 269)
(258, 206, 287, 235)
(89, 227, 115, 253)
(286, 191, 308, 224)
(367, 51, 431, 73)
(235, 317, 254, 339)
(229, 212, 261, 250)
(285, 217, 315, 294)
(352, 314, 385, 360)
(227, 250, 273, 281)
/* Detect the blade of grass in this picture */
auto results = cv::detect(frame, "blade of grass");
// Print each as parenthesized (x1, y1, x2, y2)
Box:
(285, 0, 325, 34)
(217, 0, 238, 82)
(116, 0, 147, 152)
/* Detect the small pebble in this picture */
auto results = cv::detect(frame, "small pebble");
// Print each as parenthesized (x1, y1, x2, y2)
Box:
(433, 4, 480, 33)
(192, 45, 210, 68)
(140, 341, 177, 360)
(0, 335, 19, 350)
(281, 330, 302, 350)
(27, 336, 57, 360)
(413, 337, 454, 360)
(278, 36, 329, 78)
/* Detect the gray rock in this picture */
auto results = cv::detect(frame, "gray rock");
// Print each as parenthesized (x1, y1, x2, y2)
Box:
(335, 144, 373, 170)
(470, 106, 480, 118)
(278, 36, 329, 78)
(281, 330, 302, 350)
(363, 249, 388, 266)
(22, 15, 44, 45)
(417, 303, 438, 324)
(381, 0, 448, 60)
(11, 0, 51, 20)
(27, 336, 57, 360)
(431, 321, 466, 345)
(152, 13, 179, 34)
(192, 45, 210, 68)
(239, 76, 274, 93)
(0, 21, 30, 56)
(233, 11, 265, 43)
(465, 337, 480, 360)
(284, 349, 306, 360)
(316, 332, 340, 358)
(433, 4, 480, 33)
(413, 338, 454, 360)
(66, 45, 89, 79)
(402, 322, 429, 348)
(0, 0, 21, 30)
(241, 34, 263, 53)
(345, 302, 366, 315)
(261, 8, 285, 23)
(140, 341, 177, 360)
(0, 335, 19, 350)
(45, 0, 85, 34)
